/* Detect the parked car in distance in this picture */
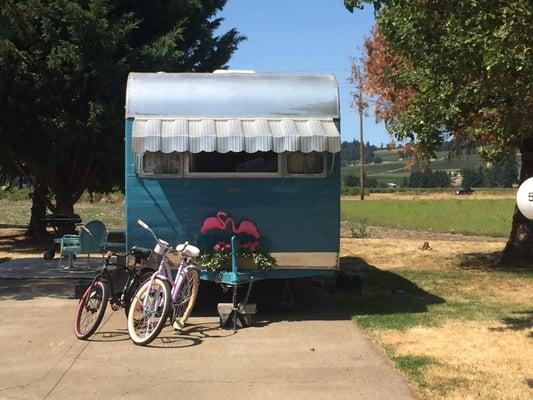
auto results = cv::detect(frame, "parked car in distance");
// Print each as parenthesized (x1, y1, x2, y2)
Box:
(455, 187, 474, 195)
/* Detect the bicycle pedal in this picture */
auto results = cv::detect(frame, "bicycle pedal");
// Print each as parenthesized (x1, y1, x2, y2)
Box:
(110, 303, 120, 311)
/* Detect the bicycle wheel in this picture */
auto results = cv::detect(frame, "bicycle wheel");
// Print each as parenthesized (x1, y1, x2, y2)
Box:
(127, 277, 171, 346)
(123, 270, 154, 318)
(172, 268, 200, 331)
(74, 280, 109, 340)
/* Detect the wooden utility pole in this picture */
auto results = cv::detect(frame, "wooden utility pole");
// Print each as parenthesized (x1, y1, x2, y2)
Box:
(358, 84, 365, 200)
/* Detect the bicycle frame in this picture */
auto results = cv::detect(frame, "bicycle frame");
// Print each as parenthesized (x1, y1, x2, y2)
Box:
(84, 254, 143, 307)
(143, 252, 197, 308)
(136, 219, 198, 309)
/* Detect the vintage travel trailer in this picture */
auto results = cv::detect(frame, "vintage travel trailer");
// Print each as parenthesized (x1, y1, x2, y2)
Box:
(124, 71, 341, 282)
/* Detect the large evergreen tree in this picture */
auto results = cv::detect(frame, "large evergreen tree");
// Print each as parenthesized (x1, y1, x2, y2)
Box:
(0, 0, 244, 236)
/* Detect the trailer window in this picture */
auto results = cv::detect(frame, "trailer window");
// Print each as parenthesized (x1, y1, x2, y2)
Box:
(188, 152, 278, 174)
(142, 151, 181, 175)
(286, 152, 325, 175)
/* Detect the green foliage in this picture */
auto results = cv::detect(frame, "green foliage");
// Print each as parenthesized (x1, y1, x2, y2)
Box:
(484, 158, 519, 187)
(341, 186, 367, 196)
(343, 173, 378, 188)
(344, 174, 359, 187)
(340, 140, 377, 166)
(461, 158, 518, 187)
(364, 0, 532, 162)
(373, 155, 383, 164)
(349, 219, 369, 238)
(460, 167, 485, 187)
(197, 247, 276, 271)
(0, 0, 244, 211)
(407, 169, 450, 188)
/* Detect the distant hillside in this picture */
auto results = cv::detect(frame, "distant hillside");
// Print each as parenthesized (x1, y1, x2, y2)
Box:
(341, 150, 490, 186)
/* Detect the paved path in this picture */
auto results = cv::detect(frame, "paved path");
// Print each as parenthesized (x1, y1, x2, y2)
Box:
(0, 257, 99, 279)
(0, 278, 414, 400)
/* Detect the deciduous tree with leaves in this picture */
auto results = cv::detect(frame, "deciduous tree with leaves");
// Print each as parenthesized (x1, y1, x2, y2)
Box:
(345, 0, 533, 264)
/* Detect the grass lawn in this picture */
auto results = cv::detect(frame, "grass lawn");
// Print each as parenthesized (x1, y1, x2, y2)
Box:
(341, 239, 533, 400)
(341, 199, 515, 237)
(0, 200, 124, 228)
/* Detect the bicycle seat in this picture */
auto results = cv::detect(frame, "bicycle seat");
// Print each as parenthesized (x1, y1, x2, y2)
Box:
(176, 243, 200, 258)
(131, 246, 152, 261)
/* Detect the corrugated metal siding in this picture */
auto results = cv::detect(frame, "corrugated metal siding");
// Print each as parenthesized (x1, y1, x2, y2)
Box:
(132, 118, 341, 154)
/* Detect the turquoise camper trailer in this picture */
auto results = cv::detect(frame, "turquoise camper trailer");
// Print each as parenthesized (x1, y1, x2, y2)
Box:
(124, 71, 341, 285)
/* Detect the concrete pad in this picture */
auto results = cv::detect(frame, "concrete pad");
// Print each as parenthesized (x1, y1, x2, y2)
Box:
(0, 257, 99, 280)
(0, 280, 414, 400)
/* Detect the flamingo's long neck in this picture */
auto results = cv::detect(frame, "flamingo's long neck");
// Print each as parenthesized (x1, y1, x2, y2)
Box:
(226, 217, 238, 233)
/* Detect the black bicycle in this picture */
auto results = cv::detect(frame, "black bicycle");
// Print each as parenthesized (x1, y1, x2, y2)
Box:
(73, 226, 154, 340)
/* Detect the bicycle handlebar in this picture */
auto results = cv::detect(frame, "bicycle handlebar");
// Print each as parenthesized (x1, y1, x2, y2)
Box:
(136, 219, 172, 251)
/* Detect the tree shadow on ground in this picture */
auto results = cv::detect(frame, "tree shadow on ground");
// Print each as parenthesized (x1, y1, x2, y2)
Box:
(0, 279, 89, 300)
(339, 256, 445, 317)
(490, 309, 533, 337)
(456, 250, 533, 273)
(0, 256, 447, 328)
(456, 251, 502, 270)
(0, 227, 50, 255)
(456, 251, 533, 274)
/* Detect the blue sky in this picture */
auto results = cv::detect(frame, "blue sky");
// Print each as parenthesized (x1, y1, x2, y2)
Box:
(218, 0, 390, 146)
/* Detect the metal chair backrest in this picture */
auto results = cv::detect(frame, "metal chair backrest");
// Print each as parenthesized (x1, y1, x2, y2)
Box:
(79, 220, 107, 253)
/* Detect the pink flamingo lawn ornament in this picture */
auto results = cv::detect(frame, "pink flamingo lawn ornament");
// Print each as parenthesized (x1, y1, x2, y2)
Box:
(226, 217, 260, 240)
(200, 211, 261, 241)
(200, 211, 228, 234)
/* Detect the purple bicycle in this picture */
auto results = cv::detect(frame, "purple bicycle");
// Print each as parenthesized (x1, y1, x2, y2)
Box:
(127, 220, 200, 346)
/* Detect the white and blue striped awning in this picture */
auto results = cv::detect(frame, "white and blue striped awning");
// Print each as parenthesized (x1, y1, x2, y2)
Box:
(132, 118, 341, 154)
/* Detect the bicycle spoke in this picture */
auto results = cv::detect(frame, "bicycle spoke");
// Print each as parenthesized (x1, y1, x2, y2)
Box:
(133, 282, 166, 339)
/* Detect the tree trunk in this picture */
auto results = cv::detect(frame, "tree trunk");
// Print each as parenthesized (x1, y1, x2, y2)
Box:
(26, 181, 49, 239)
(55, 194, 77, 235)
(502, 139, 533, 265)
(55, 195, 75, 215)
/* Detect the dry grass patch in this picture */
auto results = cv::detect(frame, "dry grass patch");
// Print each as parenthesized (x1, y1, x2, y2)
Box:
(0, 228, 45, 260)
(340, 237, 532, 399)
(341, 237, 506, 271)
(373, 321, 533, 400)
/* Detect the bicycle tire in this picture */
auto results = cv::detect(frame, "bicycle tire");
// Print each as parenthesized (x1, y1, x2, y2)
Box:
(127, 277, 171, 346)
(123, 270, 154, 318)
(172, 268, 200, 331)
(74, 280, 109, 340)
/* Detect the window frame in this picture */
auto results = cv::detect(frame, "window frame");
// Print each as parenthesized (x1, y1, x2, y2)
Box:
(184, 152, 283, 178)
(134, 151, 329, 179)
(135, 151, 184, 178)
(283, 152, 328, 178)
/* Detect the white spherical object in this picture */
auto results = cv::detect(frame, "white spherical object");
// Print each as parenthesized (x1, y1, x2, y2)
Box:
(516, 177, 533, 220)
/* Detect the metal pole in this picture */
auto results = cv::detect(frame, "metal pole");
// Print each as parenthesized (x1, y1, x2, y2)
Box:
(231, 235, 238, 331)
(359, 84, 365, 201)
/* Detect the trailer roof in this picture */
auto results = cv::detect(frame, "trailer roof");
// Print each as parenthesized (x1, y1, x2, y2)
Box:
(127, 72, 340, 153)
(126, 72, 339, 119)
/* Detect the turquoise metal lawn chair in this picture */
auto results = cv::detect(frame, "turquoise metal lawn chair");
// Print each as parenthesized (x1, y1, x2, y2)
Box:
(58, 220, 107, 269)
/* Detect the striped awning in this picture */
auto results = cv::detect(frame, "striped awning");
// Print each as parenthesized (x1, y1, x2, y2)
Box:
(132, 118, 341, 154)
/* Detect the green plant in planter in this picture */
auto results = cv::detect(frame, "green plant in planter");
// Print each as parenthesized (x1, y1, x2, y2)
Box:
(198, 245, 276, 272)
